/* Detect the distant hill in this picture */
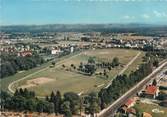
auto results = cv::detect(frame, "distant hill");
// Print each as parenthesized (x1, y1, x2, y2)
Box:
(1, 24, 167, 34)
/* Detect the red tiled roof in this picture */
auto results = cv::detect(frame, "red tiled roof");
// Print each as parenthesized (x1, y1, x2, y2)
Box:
(125, 99, 134, 107)
(18, 51, 32, 57)
(145, 85, 157, 95)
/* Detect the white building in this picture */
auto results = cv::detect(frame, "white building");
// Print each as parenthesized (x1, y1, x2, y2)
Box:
(70, 46, 74, 53)
(51, 49, 61, 55)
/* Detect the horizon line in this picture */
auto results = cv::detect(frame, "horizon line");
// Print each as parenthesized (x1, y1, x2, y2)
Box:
(1, 22, 167, 27)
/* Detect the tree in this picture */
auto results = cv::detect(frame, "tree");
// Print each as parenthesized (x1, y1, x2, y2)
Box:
(71, 64, 74, 68)
(47, 102, 54, 114)
(152, 79, 157, 86)
(19, 88, 24, 96)
(88, 57, 95, 64)
(14, 89, 20, 96)
(153, 59, 159, 67)
(25, 99, 36, 111)
(10, 96, 26, 111)
(79, 62, 83, 70)
(64, 92, 80, 114)
(79, 97, 84, 116)
(45, 96, 50, 102)
(0, 91, 11, 110)
(108, 66, 111, 71)
(36, 100, 44, 113)
(103, 69, 107, 76)
(0, 52, 44, 79)
(85, 92, 100, 116)
(23, 88, 29, 98)
(62, 64, 65, 68)
(98, 89, 110, 109)
(112, 57, 119, 67)
(52, 61, 56, 66)
(88, 101, 100, 116)
(61, 101, 72, 117)
(29, 91, 35, 98)
(54, 91, 62, 115)
(84, 64, 96, 75)
(50, 91, 55, 102)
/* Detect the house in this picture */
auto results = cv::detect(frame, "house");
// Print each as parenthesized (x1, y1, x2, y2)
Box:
(17, 51, 32, 57)
(70, 46, 74, 53)
(127, 108, 136, 117)
(124, 98, 137, 108)
(51, 48, 61, 55)
(142, 85, 159, 99)
(125, 43, 132, 48)
(120, 107, 136, 116)
(119, 97, 138, 114)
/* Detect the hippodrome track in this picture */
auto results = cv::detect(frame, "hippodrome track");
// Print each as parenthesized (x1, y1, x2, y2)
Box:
(8, 51, 141, 98)
(8, 52, 82, 95)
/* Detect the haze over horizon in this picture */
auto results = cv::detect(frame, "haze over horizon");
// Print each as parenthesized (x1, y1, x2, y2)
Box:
(1, 0, 167, 25)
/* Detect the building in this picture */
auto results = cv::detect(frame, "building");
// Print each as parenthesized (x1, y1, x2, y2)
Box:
(127, 108, 136, 117)
(51, 47, 62, 55)
(142, 85, 159, 99)
(51, 49, 61, 55)
(119, 97, 138, 114)
(70, 46, 74, 53)
(124, 98, 137, 108)
(17, 51, 32, 57)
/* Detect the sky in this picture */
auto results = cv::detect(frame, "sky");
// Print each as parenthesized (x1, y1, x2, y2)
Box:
(1, 0, 167, 25)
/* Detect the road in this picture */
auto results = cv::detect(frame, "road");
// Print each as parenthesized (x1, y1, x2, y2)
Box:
(106, 52, 141, 88)
(98, 60, 167, 117)
(8, 52, 82, 94)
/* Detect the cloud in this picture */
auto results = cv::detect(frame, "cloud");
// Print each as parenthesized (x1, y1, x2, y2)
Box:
(142, 14, 150, 19)
(123, 15, 135, 19)
(153, 10, 167, 17)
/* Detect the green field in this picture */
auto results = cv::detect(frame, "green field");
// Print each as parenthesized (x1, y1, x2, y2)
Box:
(134, 101, 167, 117)
(1, 48, 144, 96)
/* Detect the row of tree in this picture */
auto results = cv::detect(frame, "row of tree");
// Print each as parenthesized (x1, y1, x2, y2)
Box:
(0, 88, 100, 117)
(98, 61, 154, 110)
(46, 90, 102, 116)
(0, 89, 54, 113)
(78, 57, 119, 76)
(0, 52, 44, 78)
(96, 57, 120, 69)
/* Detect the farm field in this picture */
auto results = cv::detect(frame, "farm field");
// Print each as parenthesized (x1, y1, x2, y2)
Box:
(1, 48, 144, 97)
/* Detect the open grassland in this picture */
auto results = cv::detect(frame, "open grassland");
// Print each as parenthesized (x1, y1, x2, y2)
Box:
(1, 48, 144, 96)
(134, 101, 167, 117)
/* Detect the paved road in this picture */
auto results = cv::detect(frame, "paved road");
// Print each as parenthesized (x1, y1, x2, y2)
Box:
(98, 60, 167, 117)
(106, 52, 141, 88)
(8, 52, 82, 94)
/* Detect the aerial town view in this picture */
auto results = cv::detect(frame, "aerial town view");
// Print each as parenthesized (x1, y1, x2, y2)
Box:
(0, 0, 167, 117)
